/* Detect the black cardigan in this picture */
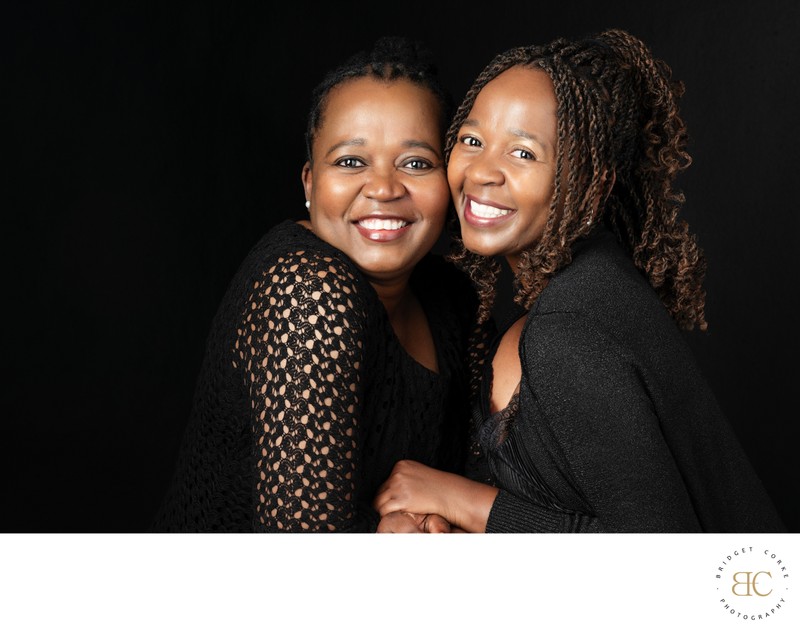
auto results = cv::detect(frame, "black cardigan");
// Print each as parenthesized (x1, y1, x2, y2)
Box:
(472, 227, 786, 533)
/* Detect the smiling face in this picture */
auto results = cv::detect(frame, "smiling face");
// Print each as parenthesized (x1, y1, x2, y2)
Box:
(447, 66, 558, 269)
(302, 76, 449, 284)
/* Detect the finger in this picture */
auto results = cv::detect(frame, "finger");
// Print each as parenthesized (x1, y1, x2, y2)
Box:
(377, 512, 424, 533)
(376, 513, 400, 533)
(423, 514, 451, 534)
(373, 491, 403, 517)
(372, 484, 399, 512)
(372, 485, 391, 511)
(373, 478, 390, 498)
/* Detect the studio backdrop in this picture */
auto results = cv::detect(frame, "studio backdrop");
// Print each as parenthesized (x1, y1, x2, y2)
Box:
(6, 0, 798, 531)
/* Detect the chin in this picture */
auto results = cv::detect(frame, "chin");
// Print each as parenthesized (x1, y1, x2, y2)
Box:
(355, 258, 413, 279)
(461, 237, 503, 259)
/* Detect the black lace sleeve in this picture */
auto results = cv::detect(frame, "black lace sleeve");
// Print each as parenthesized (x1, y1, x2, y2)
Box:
(235, 249, 373, 532)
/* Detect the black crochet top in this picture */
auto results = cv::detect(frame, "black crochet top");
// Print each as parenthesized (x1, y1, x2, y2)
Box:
(151, 220, 478, 532)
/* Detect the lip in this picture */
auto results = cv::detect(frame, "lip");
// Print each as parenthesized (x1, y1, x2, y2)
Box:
(353, 214, 414, 242)
(462, 196, 516, 228)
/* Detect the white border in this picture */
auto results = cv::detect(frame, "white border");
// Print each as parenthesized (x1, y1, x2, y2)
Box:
(1, 533, 797, 630)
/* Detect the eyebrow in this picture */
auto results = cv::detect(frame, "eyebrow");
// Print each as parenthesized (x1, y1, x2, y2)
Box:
(510, 127, 549, 147)
(324, 138, 441, 158)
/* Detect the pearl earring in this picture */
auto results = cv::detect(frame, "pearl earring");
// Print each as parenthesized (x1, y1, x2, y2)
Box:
(305, 200, 310, 210)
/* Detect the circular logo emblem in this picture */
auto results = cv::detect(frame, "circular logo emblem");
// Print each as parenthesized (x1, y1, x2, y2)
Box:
(715, 545, 791, 622)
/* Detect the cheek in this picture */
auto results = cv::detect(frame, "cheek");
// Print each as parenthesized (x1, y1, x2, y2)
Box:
(413, 177, 451, 221)
(316, 180, 351, 209)
(314, 170, 358, 204)
(516, 171, 554, 213)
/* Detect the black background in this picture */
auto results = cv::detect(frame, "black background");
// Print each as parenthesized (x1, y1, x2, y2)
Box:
(6, 0, 798, 532)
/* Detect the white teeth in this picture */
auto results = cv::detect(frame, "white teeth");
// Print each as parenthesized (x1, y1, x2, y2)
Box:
(470, 201, 511, 218)
(358, 218, 409, 231)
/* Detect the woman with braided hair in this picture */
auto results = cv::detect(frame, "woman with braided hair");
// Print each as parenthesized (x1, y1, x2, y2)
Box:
(373, 29, 785, 532)
(151, 36, 479, 532)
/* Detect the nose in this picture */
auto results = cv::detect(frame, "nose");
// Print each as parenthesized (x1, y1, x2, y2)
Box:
(463, 150, 504, 186)
(362, 166, 406, 201)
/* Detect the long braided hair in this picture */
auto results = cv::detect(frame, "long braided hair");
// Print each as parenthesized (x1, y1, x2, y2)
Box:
(446, 29, 707, 331)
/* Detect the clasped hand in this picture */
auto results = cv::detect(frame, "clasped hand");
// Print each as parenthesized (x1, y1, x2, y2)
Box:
(372, 459, 461, 534)
(375, 511, 453, 533)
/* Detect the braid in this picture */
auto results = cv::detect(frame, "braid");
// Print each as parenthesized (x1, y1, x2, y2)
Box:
(446, 29, 707, 330)
(597, 29, 706, 330)
(305, 36, 453, 163)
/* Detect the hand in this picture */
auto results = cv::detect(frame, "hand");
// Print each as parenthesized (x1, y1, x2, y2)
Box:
(376, 511, 451, 533)
(373, 460, 457, 523)
(374, 459, 499, 533)
(420, 513, 453, 533)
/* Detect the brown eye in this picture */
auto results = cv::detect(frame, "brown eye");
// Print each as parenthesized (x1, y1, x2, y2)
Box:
(511, 148, 537, 161)
(335, 157, 366, 168)
(402, 158, 433, 170)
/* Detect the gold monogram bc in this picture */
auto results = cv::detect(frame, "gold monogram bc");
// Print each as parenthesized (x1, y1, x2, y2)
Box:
(731, 571, 773, 597)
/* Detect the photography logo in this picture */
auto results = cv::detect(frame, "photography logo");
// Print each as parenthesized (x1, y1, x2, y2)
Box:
(715, 546, 791, 621)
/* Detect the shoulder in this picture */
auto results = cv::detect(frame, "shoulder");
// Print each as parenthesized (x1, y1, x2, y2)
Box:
(540, 228, 657, 313)
(242, 222, 371, 305)
(249, 221, 358, 274)
(524, 230, 633, 355)
(223, 223, 376, 345)
(518, 310, 658, 448)
(518, 306, 660, 421)
(531, 228, 674, 349)
(521, 310, 628, 377)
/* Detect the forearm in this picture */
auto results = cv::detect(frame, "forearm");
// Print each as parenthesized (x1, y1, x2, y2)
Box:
(485, 489, 600, 533)
(445, 474, 499, 533)
(374, 461, 499, 533)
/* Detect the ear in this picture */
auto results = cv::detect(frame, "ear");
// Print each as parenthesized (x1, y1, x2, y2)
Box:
(301, 161, 312, 202)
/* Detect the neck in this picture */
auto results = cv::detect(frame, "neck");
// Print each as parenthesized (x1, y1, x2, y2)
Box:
(371, 277, 414, 323)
